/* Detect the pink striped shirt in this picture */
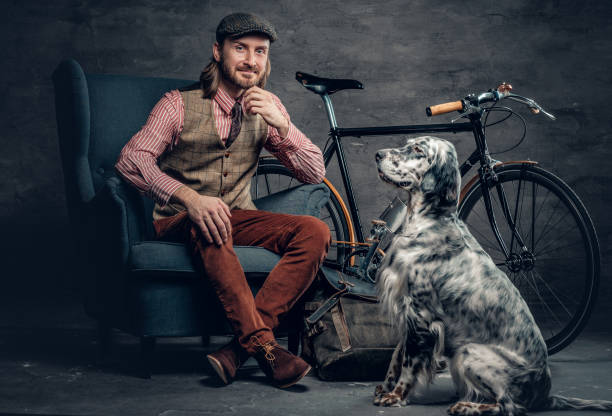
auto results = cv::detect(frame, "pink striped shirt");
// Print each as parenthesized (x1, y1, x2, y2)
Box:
(116, 87, 325, 206)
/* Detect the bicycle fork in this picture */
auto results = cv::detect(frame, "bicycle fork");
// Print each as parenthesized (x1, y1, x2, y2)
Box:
(470, 115, 533, 271)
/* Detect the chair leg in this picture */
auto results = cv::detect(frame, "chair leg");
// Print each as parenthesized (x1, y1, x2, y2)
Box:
(139, 336, 156, 379)
(288, 331, 301, 355)
(288, 299, 305, 355)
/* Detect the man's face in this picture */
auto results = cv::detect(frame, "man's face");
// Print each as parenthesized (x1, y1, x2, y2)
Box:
(213, 35, 270, 90)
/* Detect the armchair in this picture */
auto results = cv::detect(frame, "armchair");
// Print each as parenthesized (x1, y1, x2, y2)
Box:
(52, 59, 329, 377)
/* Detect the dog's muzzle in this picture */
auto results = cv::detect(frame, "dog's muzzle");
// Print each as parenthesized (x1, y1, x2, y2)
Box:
(377, 167, 412, 188)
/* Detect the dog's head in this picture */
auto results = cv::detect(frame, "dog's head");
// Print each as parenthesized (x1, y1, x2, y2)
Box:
(376, 136, 460, 208)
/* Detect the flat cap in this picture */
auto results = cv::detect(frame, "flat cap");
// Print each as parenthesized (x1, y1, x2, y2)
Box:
(216, 13, 278, 43)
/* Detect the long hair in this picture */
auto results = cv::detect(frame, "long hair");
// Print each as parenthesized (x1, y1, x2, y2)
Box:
(199, 54, 271, 99)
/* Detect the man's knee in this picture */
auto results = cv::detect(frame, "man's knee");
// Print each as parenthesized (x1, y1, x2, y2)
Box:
(297, 216, 331, 250)
(188, 222, 234, 251)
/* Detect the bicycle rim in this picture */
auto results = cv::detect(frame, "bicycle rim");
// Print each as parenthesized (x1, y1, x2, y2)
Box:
(252, 158, 352, 267)
(458, 164, 600, 354)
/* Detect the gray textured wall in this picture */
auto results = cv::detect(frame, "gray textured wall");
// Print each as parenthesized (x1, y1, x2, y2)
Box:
(2, 1, 610, 316)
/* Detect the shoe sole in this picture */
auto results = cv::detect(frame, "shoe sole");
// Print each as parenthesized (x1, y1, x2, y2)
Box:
(207, 354, 229, 385)
(276, 365, 312, 389)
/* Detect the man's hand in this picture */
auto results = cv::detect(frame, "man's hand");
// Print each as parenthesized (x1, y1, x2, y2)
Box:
(172, 186, 232, 246)
(243, 86, 290, 138)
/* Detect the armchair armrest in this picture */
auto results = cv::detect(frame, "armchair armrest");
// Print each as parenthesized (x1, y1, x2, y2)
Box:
(88, 175, 149, 265)
(253, 184, 330, 216)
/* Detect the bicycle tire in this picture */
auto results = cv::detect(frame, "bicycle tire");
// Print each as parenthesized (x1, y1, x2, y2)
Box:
(252, 158, 352, 268)
(458, 163, 600, 354)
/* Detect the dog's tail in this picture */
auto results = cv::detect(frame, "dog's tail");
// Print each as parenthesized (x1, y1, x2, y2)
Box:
(545, 395, 612, 411)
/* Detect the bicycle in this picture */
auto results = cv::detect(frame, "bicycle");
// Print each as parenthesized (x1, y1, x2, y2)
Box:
(250, 72, 600, 355)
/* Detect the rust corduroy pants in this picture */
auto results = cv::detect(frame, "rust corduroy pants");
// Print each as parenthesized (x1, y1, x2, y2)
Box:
(153, 209, 331, 354)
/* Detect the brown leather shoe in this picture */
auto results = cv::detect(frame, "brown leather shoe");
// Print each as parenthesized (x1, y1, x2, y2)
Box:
(250, 336, 311, 388)
(206, 339, 249, 385)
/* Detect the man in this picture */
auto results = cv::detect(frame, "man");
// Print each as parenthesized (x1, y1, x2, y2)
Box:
(116, 12, 330, 388)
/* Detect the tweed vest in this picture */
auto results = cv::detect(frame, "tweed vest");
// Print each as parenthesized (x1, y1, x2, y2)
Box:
(153, 89, 268, 220)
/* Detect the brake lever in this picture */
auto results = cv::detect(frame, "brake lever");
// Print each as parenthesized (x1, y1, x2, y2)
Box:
(451, 110, 470, 123)
(506, 95, 556, 121)
(533, 105, 556, 121)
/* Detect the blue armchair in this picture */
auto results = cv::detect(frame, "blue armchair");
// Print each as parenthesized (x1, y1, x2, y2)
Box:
(52, 59, 329, 377)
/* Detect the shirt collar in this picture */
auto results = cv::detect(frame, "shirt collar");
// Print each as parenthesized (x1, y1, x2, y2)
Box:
(214, 86, 242, 115)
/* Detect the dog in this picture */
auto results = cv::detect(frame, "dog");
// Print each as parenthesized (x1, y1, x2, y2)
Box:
(373, 136, 612, 415)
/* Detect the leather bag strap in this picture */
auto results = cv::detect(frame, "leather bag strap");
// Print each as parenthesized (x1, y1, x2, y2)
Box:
(331, 300, 352, 352)
(305, 287, 347, 325)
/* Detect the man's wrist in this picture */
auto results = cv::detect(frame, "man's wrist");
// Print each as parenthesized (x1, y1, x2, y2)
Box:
(278, 117, 290, 138)
(170, 185, 198, 208)
(268, 122, 300, 152)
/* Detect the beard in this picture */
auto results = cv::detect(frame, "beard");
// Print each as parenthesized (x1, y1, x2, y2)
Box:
(220, 55, 264, 89)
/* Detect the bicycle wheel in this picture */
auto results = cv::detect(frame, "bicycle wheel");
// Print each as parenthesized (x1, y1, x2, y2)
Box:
(458, 164, 600, 354)
(251, 158, 352, 268)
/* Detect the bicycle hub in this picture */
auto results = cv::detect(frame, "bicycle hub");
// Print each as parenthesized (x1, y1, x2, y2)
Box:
(505, 252, 536, 272)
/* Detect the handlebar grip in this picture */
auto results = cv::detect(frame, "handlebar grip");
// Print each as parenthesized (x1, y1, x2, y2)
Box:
(426, 100, 464, 117)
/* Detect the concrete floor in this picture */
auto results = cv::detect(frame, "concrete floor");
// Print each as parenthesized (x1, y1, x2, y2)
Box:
(1, 288, 612, 416)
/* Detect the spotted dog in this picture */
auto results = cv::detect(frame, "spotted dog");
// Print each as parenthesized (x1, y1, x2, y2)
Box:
(373, 136, 612, 415)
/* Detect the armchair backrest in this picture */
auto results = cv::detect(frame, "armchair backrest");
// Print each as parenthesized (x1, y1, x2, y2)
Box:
(53, 59, 195, 238)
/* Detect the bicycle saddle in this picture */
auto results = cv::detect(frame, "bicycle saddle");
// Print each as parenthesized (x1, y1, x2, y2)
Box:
(296, 71, 363, 95)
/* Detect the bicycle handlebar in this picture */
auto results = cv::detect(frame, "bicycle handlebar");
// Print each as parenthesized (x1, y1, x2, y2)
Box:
(425, 83, 556, 121)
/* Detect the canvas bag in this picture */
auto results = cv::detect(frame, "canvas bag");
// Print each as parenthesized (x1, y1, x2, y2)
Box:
(301, 266, 401, 381)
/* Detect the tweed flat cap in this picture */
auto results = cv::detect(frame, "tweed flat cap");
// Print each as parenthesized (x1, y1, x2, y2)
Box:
(216, 13, 278, 43)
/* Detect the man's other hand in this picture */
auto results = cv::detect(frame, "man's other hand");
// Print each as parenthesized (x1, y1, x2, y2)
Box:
(243, 86, 289, 138)
(172, 186, 232, 245)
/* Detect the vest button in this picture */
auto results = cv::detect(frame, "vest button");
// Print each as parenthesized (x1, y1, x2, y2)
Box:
(225, 152, 231, 158)
(223, 172, 228, 177)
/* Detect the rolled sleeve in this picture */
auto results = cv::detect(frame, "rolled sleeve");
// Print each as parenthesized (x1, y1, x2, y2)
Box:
(115, 90, 185, 206)
(150, 174, 184, 206)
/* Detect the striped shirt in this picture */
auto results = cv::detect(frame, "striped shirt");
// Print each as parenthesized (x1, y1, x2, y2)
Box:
(115, 86, 325, 206)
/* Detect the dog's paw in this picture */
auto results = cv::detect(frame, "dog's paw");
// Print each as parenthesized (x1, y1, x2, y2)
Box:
(447, 401, 500, 416)
(377, 391, 407, 407)
(448, 402, 473, 416)
(373, 385, 396, 406)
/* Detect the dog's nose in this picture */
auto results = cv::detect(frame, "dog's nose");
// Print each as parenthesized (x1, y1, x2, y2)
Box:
(375, 151, 383, 162)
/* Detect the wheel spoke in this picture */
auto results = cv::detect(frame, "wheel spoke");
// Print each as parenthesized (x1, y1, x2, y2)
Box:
(533, 208, 572, 250)
(516, 181, 550, 249)
(264, 174, 271, 195)
(518, 270, 565, 328)
(535, 240, 586, 258)
(531, 195, 564, 249)
(530, 270, 575, 318)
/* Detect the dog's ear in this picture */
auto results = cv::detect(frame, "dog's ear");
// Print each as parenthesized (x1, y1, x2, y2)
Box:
(420, 142, 460, 207)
